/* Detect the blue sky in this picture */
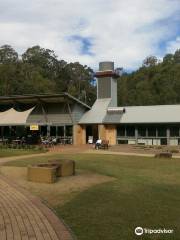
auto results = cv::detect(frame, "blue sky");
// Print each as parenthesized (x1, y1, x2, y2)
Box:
(0, 0, 180, 71)
(68, 35, 94, 56)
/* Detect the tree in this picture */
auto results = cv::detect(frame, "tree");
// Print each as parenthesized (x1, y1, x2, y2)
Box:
(163, 54, 174, 65)
(118, 50, 180, 106)
(0, 45, 18, 64)
(13, 63, 55, 94)
(174, 49, 180, 63)
(0, 45, 19, 95)
(0, 64, 17, 95)
(143, 56, 159, 67)
(0, 45, 96, 105)
(55, 62, 95, 104)
(22, 45, 60, 78)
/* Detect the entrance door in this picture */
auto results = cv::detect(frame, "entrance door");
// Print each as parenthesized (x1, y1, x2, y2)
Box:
(86, 125, 98, 143)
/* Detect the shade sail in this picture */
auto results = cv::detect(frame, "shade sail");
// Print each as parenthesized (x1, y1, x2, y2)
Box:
(0, 107, 34, 126)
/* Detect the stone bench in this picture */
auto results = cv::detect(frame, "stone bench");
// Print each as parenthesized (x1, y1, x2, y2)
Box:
(48, 160, 75, 177)
(27, 164, 57, 183)
(27, 160, 75, 183)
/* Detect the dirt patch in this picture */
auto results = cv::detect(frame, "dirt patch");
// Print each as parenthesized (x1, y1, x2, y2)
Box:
(0, 166, 115, 207)
(48, 144, 92, 153)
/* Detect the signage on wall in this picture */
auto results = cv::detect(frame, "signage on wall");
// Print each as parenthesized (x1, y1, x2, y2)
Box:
(30, 125, 39, 131)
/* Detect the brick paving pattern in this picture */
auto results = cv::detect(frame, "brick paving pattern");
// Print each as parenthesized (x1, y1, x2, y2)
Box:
(0, 175, 73, 240)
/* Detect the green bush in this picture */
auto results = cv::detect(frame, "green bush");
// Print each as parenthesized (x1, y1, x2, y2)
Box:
(0, 144, 46, 151)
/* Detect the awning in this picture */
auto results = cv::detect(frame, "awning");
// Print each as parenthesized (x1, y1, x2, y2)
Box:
(0, 107, 34, 126)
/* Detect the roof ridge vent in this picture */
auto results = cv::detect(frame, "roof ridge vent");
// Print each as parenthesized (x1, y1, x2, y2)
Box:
(107, 107, 126, 113)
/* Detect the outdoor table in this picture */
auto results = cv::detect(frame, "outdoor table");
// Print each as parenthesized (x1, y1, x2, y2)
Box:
(12, 139, 21, 145)
(59, 137, 72, 144)
(2, 139, 8, 145)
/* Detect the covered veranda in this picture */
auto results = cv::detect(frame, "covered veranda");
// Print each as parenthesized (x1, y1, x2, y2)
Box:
(0, 107, 73, 145)
(0, 93, 89, 145)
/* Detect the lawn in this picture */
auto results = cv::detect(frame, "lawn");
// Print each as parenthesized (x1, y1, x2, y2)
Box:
(0, 148, 46, 157)
(3, 153, 180, 240)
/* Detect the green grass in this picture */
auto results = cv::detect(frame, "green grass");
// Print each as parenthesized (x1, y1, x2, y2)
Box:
(4, 153, 180, 240)
(0, 148, 46, 158)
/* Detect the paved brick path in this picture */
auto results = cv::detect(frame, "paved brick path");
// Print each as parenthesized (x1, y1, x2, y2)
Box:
(0, 175, 73, 240)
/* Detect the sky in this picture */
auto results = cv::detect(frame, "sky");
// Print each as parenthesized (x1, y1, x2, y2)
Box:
(0, 0, 180, 70)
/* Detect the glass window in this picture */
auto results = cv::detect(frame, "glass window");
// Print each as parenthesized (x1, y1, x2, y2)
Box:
(138, 127, 146, 137)
(50, 126, 56, 136)
(41, 126, 47, 136)
(170, 127, 179, 137)
(117, 126, 125, 137)
(57, 126, 64, 136)
(157, 126, 166, 137)
(117, 139, 128, 144)
(4, 126, 10, 138)
(147, 127, 156, 137)
(66, 126, 72, 136)
(16, 126, 25, 138)
(126, 126, 135, 137)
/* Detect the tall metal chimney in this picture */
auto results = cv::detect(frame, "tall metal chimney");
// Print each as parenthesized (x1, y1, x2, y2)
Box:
(95, 61, 118, 107)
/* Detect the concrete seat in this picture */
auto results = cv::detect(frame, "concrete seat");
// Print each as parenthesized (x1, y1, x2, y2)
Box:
(27, 164, 57, 183)
(48, 160, 75, 177)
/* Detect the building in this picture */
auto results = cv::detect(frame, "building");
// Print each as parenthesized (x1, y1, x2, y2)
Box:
(77, 61, 180, 146)
(1, 61, 180, 146)
(0, 93, 89, 144)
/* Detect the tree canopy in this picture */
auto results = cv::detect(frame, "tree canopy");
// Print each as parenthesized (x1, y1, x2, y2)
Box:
(118, 50, 180, 106)
(0, 45, 96, 105)
(0, 45, 180, 107)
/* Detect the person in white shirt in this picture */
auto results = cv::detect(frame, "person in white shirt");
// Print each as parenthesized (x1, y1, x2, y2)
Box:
(95, 139, 102, 149)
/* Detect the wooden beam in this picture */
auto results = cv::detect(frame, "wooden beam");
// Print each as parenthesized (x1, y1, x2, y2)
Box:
(37, 100, 48, 124)
(67, 102, 74, 124)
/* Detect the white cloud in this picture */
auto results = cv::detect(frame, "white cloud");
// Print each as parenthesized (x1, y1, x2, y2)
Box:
(166, 37, 180, 53)
(0, 0, 180, 69)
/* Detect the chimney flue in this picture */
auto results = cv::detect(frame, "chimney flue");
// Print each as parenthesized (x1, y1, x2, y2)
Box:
(99, 61, 114, 71)
(95, 61, 118, 107)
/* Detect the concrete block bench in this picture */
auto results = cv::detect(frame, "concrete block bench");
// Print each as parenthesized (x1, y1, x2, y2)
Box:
(48, 160, 75, 177)
(27, 164, 57, 183)
(27, 160, 75, 183)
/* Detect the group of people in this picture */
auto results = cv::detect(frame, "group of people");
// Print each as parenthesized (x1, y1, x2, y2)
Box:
(89, 137, 109, 150)
(41, 136, 57, 146)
